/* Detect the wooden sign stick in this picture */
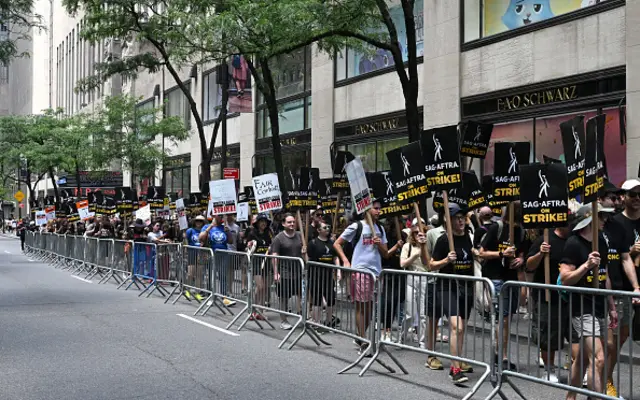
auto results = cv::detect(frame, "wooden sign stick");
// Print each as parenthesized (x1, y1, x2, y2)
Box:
(591, 202, 599, 287)
(468, 157, 474, 172)
(508, 202, 515, 246)
(296, 209, 307, 246)
(543, 228, 550, 302)
(364, 209, 378, 239)
(393, 216, 402, 243)
(442, 191, 456, 254)
(332, 192, 342, 235)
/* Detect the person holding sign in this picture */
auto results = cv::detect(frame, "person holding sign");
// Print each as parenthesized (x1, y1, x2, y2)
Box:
(199, 214, 236, 307)
(430, 204, 475, 384)
(246, 214, 273, 321)
(559, 203, 614, 399)
(479, 201, 526, 372)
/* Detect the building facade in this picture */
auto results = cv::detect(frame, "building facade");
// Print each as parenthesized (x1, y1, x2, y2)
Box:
(31, 0, 637, 201)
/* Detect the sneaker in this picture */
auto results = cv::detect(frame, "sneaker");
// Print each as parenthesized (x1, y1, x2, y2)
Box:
(358, 343, 372, 358)
(543, 371, 559, 383)
(606, 380, 618, 397)
(460, 362, 474, 373)
(449, 367, 469, 384)
(381, 331, 391, 342)
(184, 291, 192, 300)
(280, 321, 293, 330)
(194, 293, 205, 302)
(353, 339, 364, 348)
(502, 359, 517, 372)
(223, 298, 236, 307)
(425, 356, 444, 370)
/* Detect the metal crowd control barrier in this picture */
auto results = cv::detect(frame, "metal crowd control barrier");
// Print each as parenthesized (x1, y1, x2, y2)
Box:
(85, 239, 114, 280)
(240, 253, 306, 349)
(117, 242, 161, 297)
(66, 235, 86, 272)
(24, 231, 35, 254)
(171, 245, 213, 307)
(145, 243, 181, 298)
(486, 281, 639, 400)
(100, 239, 133, 285)
(198, 250, 251, 329)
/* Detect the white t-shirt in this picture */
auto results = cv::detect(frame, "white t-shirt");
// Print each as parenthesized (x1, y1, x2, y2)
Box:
(147, 231, 164, 242)
(339, 221, 387, 276)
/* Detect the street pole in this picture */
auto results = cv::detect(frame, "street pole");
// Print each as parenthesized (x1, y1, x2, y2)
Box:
(220, 62, 229, 178)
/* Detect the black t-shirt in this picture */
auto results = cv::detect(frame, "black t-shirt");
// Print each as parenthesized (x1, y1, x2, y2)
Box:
(247, 228, 273, 254)
(612, 212, 640, 253)
(433, 233, 474, 277)
(560, 233, 609, 317)
(307, 237, 337, 264)
(480, 222, 526, 281)
(473, 222, 495, 249)
(307, 224, 319, 242)
(526, 231, 567, 303)
(602, 222, 628, 291)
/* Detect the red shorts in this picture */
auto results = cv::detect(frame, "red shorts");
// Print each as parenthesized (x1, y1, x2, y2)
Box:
(351, 272, 376, 303)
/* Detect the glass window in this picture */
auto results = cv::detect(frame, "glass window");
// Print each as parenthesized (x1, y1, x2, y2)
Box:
(270, 48, 307, 100)
(340, 137, 409, 173)
(464, 0, 612, 43)
(210, 158, 241, 180)
(258, 98, 307, 138)
(306, 97, 312, 129)
(255, 151, 311, 176)
(203, 70, 223, 122)
(136, 99, 155, 126)
(164, 83, 191, 129)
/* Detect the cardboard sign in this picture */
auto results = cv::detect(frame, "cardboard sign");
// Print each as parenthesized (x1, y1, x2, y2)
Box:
(492, 141, 530, 202)
(115, 187, 134, 216)
(35, 210, 47, 226)
(45, 206, 56, 221)
(332, 150, 355, 193)
(345, 158, 373, 214)
(88, 191, 99, 213)
(287, 167, 320, 210)
(76, 200, 92, 221)
(421, 126, 463, 191)
(584, 115, 606, 204)
(386, 141, 430, 204)
(176, 198, 188, 230)
(519, 163, 569, 229)
(135, 205, 152, 226)
(96, 195, 116, 215)
(209, 179, 238, 215)
(368, 171, 412, 217)
(560, 115, 586, 199)
(252, 173, 283, 213)
(243, 186, 258, 214)
(460, 121, 494, 159)
(147, 186, 166, 209)
(237, 202, 249, 222)
(483, 175, 506, 217)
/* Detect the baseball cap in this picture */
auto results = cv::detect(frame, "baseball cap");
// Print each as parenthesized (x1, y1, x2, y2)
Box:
(572, 202, 615, 232)
(448, 203, 466, 217)
(602, 180, 622, 195)
(621, 179, 640, 191)
(411, 217, 426, 227)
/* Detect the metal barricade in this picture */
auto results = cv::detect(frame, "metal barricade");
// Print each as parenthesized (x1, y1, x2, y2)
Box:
(197, 249, 251, 329)
(67, 235, 86, 272)
(100, 239, 132, 285)
(118, 242, 157, 297)
(486, 281, 639, 400)
(240, 253, 306, 349)
(24, 231, 35, 254)
(75, 237, 98, 276)
(85, 239, 114, 280)
(171, 245, 213, 306)
(142, 243, 181, 298)
(52, 234, 66, 267)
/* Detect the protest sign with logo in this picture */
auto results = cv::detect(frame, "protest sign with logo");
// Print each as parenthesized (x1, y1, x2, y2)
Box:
(96, 195, 116, 215)
(251, 173, 283, 213)
(237, 202, 250, 222)
(332, 150, 355, 193)
(88, 191, 99, 213)
(584, 115, 606, 204)
(209, 179, 238, 215)
(492, 142, 530, 202)
(464, 172, 487, 210)
(76, 199, 92, 221)
(115, 187, 134, 216)
(345, 158, 373, 214)
(386, 141, 430, 204)
(135, 204, 152, 226)
(188, 193, 201, 211)
(45, 206, 56, 221)
(483, 175, 505, 217)
(35, 210, 47, 226)
(368, 171, 412, 217)
(421, 126, 463, 191)
(146, 186, 165, 209)
(65, 201, 79, 222)
(284, 167, 320, 210)
(243, 186, 258, 214)
(460, 121, 494, 159)
(560, 115, 586, 199)
(176, 198, 188, 230)
(519, 163, 569, 229)
(319, 178, 338, 213)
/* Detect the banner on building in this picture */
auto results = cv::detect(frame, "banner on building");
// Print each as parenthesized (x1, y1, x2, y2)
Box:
(368, 171, 412, 217)
(460, 121, 494, 159)
(345, 158, 373, 214)
(519, 163, 569, 229)
(492, 141, 530, 202)
(251, 173, 283, 213)
(584, 115, 606, 204)
(386, 141, 430, 204)
(560, 115, 586, 199)
(421, 126, 463, 191)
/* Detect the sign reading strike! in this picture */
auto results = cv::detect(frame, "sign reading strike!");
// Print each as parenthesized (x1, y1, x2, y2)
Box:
(386, 141, 430, 204)
(460, 121, 494, 159)
(76, 199, 93, 221)
(147, 186, 166, 210)
(492, 141, 530, 202)
(368, 171, 411, 217)
(287, 167, 320, 210)
(421, 126, 462, 191)
(35, 210, 47, 226)
(332, 151, 355, 193)
(519, 163, 569, 229)
(584, 115, 606, 204)
(252, 173, 283, 213)
(345, 158, 373, 214)
(209, 179, 238, 215)
(115, 187, 134, 216)
(319, 178, 338, 213)
(560, 115, 586, 199)
(176, 199, 188, 230)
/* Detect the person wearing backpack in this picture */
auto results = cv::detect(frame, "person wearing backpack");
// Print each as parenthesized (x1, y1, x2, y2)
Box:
(334, 201, 403, 356)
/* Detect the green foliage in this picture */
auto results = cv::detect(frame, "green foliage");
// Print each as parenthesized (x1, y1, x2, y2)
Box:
(0, 0, 44, 63)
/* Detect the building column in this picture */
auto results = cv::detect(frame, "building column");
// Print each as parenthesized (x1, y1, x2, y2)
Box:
(626, 0, 640, 178)
(310, 46, 334, 178)
(239, 113, 256, 188)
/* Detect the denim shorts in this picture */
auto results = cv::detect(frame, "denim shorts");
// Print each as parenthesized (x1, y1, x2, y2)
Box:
(493, 280, 519, 318)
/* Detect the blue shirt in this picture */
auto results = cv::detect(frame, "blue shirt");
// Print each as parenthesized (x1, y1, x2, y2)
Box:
(186, 227, 202, 247)
(203, 224, 228, 251)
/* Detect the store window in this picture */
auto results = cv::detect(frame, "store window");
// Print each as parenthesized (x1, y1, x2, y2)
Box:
(463, 0, 615, 43)
(254, 150, 311, 176)
(164, 155, 191, 198)
(335, 0, 424, 81)
(338, 137, 408, 172)
(164, 83, 191, 129)
(202, 70, 223, 122)
(257, 98, 308, 139)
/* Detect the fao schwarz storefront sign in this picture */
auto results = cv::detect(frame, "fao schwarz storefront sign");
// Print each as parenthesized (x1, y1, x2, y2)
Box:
(497, 86, 577, 111)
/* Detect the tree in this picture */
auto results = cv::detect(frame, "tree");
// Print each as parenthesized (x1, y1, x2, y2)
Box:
(89, 95, 189, 189)
(0, 0, 44, 64)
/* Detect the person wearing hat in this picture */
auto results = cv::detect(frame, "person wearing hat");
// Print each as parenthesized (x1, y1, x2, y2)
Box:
(560, 203, 615, 399)
(246, 214, 273, 320)
(599, 180, 624, 214)
(430, 203, 475, 384)
(186, 215, 206, 247)
(199, 214, 235, 307)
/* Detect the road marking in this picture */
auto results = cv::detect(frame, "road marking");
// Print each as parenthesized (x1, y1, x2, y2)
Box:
(4, 250, 10, 254)
(177, 314, 239, 337)
(71, 276, 93, 284)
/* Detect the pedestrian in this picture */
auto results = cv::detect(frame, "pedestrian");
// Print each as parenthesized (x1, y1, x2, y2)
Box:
(379, 218, 407, 344)
(306, 220, 339, 330)
(18, 219, 27, 252)
(307, 209, 324, 241)
(225, 214, 240, 252)
(199, 214, 235, 306)
(246, 214, 273, 320)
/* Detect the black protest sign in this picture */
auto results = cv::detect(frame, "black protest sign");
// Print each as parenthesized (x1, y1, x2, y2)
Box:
(294, 167, 320, 208)
(45, 195, 55, 207)
(88, 191, 98, 213)
(319, 178, 338, 213)
(464, 172, 487, 210)
(460, 121, 494, 159)
(483, 175, 505, 217)
(421, 126, 462, 191)
(492, 142, 530, 202)
(96, 195, 117, 215)
(560, 115, 585, 199)
(67, 201, 79, 222)
(115, 187, 134, 216)
(368, 171, 412, 217)
(332, 150, 355, 194)
(519, 163, 569, 229)
(584, 115, 606, 203)
(386, 141, 430, 204)
(432, 186, 468, 213)
(57, 200, 68, 218)
(147, 186, 165, 209)
(243, 186, 258, 214)
(188, 193, 202, 211)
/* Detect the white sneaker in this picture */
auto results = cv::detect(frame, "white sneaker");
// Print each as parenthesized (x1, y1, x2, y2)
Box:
(381, 331, 391, 342)
(583, 373, 588, 387)
(538, 353, 545, 368)
(544, 372, 559, 383)
(280, 321, 293, 330)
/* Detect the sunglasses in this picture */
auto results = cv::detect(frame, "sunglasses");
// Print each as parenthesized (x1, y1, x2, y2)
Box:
(319, 225, 331, 231)
(627, 192, 640, 199)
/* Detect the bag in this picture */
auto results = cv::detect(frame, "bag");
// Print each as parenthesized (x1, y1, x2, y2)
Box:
(474, 258, 492, 315)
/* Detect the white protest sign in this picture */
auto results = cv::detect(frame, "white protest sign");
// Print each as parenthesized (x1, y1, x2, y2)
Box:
(252, 173, 282, 213)
(45, 206, 56, 221)
(135, 204, 152, 226)
(237, 202, 249, 222)
(35, 210, 47, 226)
(176, 198, 188, 230)
(76, 200, 92, 221)
(345, 158, 373, 214)
(209, 179, 237, 215)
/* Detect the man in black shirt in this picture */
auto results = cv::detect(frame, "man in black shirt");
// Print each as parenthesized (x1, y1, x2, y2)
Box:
(560, 203, 615, 399)
(306, 221, 339, 329)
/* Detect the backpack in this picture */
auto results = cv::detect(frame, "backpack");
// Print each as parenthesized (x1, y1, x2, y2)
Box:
(351, 220, 384, 246)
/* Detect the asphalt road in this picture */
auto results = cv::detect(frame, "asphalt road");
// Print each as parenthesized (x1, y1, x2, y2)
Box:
(0, 234, 636, 400)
